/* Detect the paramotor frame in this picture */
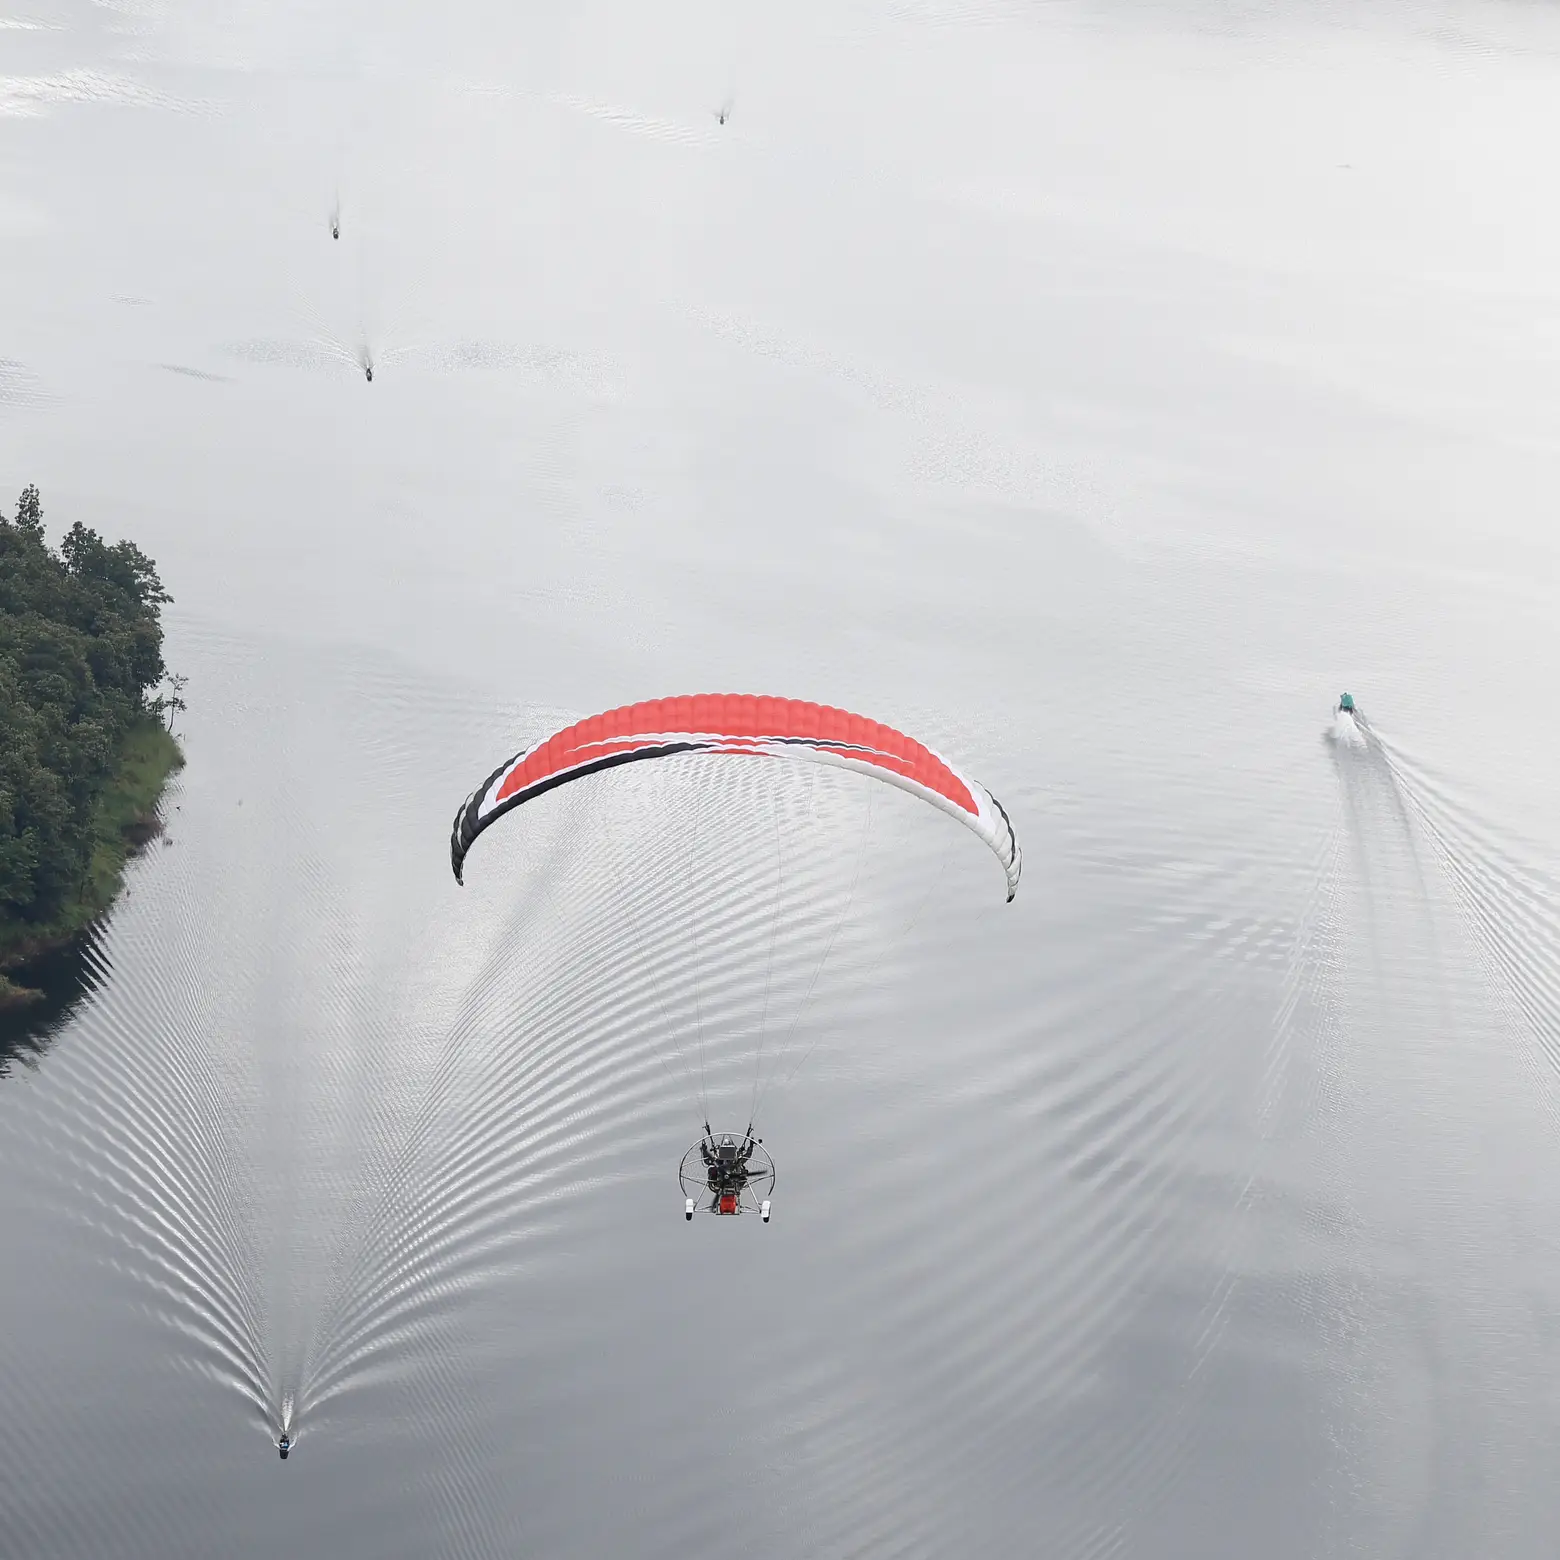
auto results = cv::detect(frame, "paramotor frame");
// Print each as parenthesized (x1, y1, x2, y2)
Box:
(679, 1132, 776, 1220)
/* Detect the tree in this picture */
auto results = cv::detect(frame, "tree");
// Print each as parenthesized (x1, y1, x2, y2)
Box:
(159, 673, 189, 736)
(14, 485, 42, 536)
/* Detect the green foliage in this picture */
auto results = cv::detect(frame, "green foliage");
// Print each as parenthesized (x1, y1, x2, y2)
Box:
(1, 486, 174, 936)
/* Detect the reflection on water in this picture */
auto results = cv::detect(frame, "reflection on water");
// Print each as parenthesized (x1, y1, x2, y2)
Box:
(0, 924, 111, 1080)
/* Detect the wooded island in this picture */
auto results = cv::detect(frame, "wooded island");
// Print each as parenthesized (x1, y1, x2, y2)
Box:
(0, 486, 183, 1007)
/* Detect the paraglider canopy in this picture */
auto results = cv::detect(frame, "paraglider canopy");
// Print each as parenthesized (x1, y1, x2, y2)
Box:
(450, 693, 1020, 899)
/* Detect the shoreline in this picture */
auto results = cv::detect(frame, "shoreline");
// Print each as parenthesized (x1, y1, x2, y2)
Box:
(0, 718, 185, 1010)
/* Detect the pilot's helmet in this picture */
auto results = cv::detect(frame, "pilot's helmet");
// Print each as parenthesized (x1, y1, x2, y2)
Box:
(718, 1137, 737, 1162)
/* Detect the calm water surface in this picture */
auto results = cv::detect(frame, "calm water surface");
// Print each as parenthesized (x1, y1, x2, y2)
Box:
(3, 0, 1560, 1554)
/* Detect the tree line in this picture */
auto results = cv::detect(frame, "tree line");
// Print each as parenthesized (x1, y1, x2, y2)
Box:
(1, 486, 173, 931)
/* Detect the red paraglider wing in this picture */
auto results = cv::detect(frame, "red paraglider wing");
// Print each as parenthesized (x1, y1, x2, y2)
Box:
(450, 694, 1020, 899)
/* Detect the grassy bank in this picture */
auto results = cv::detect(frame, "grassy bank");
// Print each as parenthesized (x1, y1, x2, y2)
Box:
(0, 717, 184, 1007)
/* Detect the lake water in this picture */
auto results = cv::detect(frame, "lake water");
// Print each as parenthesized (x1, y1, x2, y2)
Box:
(4, 0, 1560, 1553)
